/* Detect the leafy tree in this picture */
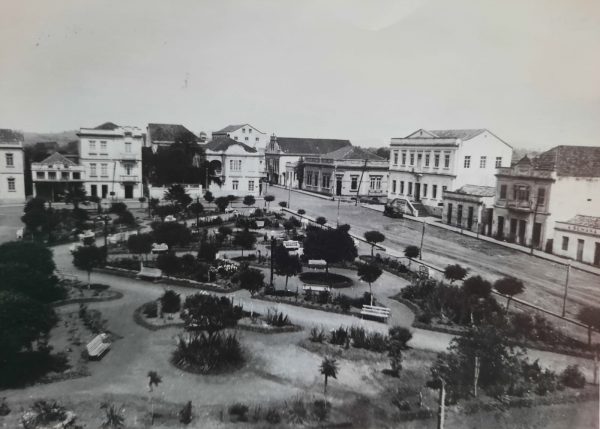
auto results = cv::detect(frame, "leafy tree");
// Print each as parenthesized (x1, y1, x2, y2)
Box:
(0, 291, 57, 359)
(357, 263, 382, 305)
(278, 201, 287, 209)
(242, 195, 255, 208)
(236, 265, 264, 295)
(63, 184, 88, 209)
(151, 222, 192, 248)
(153, 204, 178, 221)
(181, 293, 243, 334)
(577, 306, 600, 346)
(320, 357, 339, 395)
(0, 263, 64, 303)
(217, 225, 233, 244)
(72, 245, 105, 286)
(109, 202, 128, 215)
(197, 240, 217, 262)
(297, 209, 306, 215)
(127, 233, 154, 259)
(100, 402, 125, 428)
(203, 190, 214, 204)
(21, 198, 56, 239)
(89, 195, 102, 213)
(214, 197, 230, 213)
(147, 370, 162, 425)
(164, 184, 192, 209)
(462, 276, 492, 298)
(403, 245, 420, 267)
(188, 201, 204, 217)
(444, 264, 468, 284)
(138, 196, 146, 209)
(315, 216, 327, 227)
(233, 228, 256, 257)
(273, 244, 302, 291)
(264, 194, 274, 210)
(115, 210, 136, 227)
(0, 241, 55, 276)
(160, 290, 181, 313)
(303, 225, 357, 275)
(179, 401, 193, 425)
(364, 231, 385, 256)
(156, 253, 181, 275)
(493, 277, 525, 311)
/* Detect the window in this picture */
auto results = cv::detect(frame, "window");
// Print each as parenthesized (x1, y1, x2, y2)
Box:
(245, 137, 249, 141)
(408, 182, 413, 195)
(391, 180, 397, 193)
(255, 137, 259, 142)
(515, 185, 529, 201)
(562, 236, 569, 251)
(36, 171, 44, 179)
(350, 175, 358, 190)
(89, 140, 96, 151)
(101, 164, 108, 177)
(5, 153, 14, 167)
(90, 164, 97, 176)
(125, 164, 132, 175)
(61, 172, 69, 180)
(480, 156, 487, 168)
(73, 172, 80, 180)
(434, 153, 440, 168)
(500, 184, 507, 199)
(401, 152, 407, 165)
(537, 188, 546, 206)
(7, 178, 15, 191)
(464, 156, 471, 168)
(234, 136, 238, 140)
(100, 141, 107, 152)
(444, 153, 450, 168)
(229, 160, 242, 171)
(432, 185, 438, 199)
(125, 142, 131, 153)
(322, 174, 331, 189)
(249, 128, 252, 133)
(400, 181, 405, 194)
(409, 153, 415, 166)
(48, 171, 56, 180)
(232, 180, 239, 190)
(393, 151, 398, 165)
(242, 128, 246, 133)
(495, 157, 502, 168)
(442, 185, 447, 193)
(369, 176, 382, 190)
(423, 184, 428, 197)
(425, 154, 430, 167)
(248, 180, 254, 191)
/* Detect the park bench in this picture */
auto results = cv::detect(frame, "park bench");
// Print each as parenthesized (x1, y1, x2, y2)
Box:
(138, 264, 162, 280)
(308, 259, 327, 269)
(360, 305, 391, 323)
(302, 285, 330, 293)
(151, 243, 169, 254)
(86, 333, 111, 360)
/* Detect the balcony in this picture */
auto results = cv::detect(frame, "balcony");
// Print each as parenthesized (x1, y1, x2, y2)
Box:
(506, 200, 533, 212)
(120, 175, 139, 182)
(120, 152, 138, 160)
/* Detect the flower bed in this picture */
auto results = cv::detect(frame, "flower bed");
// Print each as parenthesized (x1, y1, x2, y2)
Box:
(298, 272, 353, 289)
(237, 316, 302, 334)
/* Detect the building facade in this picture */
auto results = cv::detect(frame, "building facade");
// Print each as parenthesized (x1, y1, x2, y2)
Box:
(298, 146, 389, 200)
(146, 123, 198, 153)
(442, 185, 495, 234)
(492, 146, 600, 252)
(265, 135, 351, 186)
(388, 129, 512, 216)
(0, 129, 26, 203)
(553, 216, 600, 266)
(212, 124, 268, 150)
(31, 152, 86, 202)
(205, 137, 264, 197)
(77, 122, 144, 200)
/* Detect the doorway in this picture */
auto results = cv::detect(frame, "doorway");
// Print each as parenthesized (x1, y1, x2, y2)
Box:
(414, 183, 421, 201)
(457, 205, 463, 227)
(594, 242, 600, 266)
(497, 216, 504, 239)
(90, 185, 97, 198)
(101, 185, 108, 199)
(447, 203, 453, 225)
(336, 177, 342, 196)
(467, 206, 474, 230)
(124, 184, 133, 199)
(518, 220, 527, 245)
(532, 222, 542, 248)
(510, 218, 517, 240)
(577, 239, 584, 262)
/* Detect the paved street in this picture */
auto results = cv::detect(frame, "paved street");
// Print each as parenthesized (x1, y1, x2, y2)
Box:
(270, 187, 600, 322)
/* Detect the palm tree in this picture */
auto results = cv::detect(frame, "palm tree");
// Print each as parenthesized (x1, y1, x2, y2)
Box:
(147, 371, 162, 425)
(320, 357, 339, 395)
(64, 184, 88, 209)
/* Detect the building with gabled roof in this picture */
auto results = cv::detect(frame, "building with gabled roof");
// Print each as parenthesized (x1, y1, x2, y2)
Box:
(146, 123, 198, 153)
(388, 128, 512, 217)
(492, 145, 600, 257)
(554, 215, 600, 266)
(205, 137, 264, 197)
(0, 128, 26, 202)
(442, 184, 496, 233)
(30, 152, 86, 202)
(211, 124, 267, 150)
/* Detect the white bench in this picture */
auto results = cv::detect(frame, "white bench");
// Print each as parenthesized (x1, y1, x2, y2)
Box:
(138, 265, 162, 279)
(360, 305, 391, 322)
(302, 285, 330, 293)
(86, 333, 111, 359)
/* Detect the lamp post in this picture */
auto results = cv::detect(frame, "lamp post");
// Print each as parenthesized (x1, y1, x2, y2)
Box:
(336, 196, 341, 227)
(96, 215, 110, 260)
(419, 220, 426, 260)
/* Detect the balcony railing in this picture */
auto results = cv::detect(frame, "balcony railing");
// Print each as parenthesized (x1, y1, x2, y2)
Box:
(120, 153, 138, 160)
(506, 200, 532, 211)
(120, 175, 139, 182)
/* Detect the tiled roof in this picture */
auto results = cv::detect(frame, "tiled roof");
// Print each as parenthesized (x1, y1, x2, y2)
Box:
(323, 145, 385, 161)
(426, 129, 487, 140)
(38, 152, 77, 166)
(0, 129, 24, 143)
(453, 185, 496, 197)
(206, 137, 257, 153)
(214, 124, 246, 134)
(274, 137, 351, 155)
(148, 123, 197, 143)
(532, 146, 600, 177)
(563, 215, 600, 229)
(94, 122, 120, 130)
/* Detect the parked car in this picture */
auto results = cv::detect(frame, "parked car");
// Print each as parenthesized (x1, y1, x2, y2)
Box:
(383, 198, 407, 218)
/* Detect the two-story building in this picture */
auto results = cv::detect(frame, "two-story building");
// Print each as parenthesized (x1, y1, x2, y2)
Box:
(388, 129, 512, 216)
(212, 124, 268, 150)
(30, 152, 86, 202)
(492, 146, 600, 253)
(205, 137, 264, 197)
(296, 146, 389, 200)
(77, 122, 144, 200)
(265, 135, 351, 186)
(0, 129, 26, 203)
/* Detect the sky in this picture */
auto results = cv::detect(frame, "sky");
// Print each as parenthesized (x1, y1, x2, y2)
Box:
(1, 0, 599, 150)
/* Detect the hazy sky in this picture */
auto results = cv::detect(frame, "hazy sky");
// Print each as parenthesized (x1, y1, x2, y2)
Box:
(1, 0, 599, 149)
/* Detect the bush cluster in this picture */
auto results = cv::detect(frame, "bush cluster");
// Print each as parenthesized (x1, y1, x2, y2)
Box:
(172, 332, 244, 374)
(226, 398, 331, 425)
(265, 310, 292, 327)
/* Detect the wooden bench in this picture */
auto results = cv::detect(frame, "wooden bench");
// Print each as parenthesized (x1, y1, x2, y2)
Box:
(360, 305, 391, 323)
(138, 265, 162, 279)
(302, 285, 330, 293)
(86, 333, 111, 360)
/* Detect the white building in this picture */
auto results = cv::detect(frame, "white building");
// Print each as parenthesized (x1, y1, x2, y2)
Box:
(492, 146, 600, 253)
(205, 137, 264, 197)
(212, 124, 268, 150)
(0, 129, 26, 203)
(77, 122, 144, 200)
(31, 152, 86, 202)
(388, 129, 512, 216)
(553, 216, 600, 267)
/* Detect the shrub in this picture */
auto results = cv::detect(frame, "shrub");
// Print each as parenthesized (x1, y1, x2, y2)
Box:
(444, 264, 467, 283)
(312, 400, 330, 422)
(0, 398, 9, 416)
(181, 293, 243, 333)
(172, 332, 245, 374)
(288, 396, 308, 424)
(142, 301, 158, 318)
(389, 326, 412, 349)
(156, 253, 181, 276)
(32, 400, 67, 425)
(309, 327, 326, 343)
(228, 403, 249, 422)
(561, 365, 586, 388)
(265, 310, 291, 327)
(160, 290, 181, 313)
(330, 327, 349, 346)
(179, 401, 192, 424)
(317, 290, 330, 305)
(100, 402, 124, 428)
(265, 407, 281, 424)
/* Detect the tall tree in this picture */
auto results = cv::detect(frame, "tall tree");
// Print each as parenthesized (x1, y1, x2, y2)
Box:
(315, 216, 327, 228)
(242, 195, 255, 208)
(363, 231, 385, 256)
(493, 277, 525, 311)
(236, 265, 264, 295)
(72, 245, 105, 286)
(357, 262, 382, 305)
(320, 357, 339, 395)
(577, 306, 600, 346)
(273, 244, 302, 291)
(214, 197, 230, 213)
(303, 225, 357, 276)
(63, 184, 88, 209)
(203, 190, 214, 205)
(147, 370, 162, 426)
(233, 228, 256, 257)
(404, 245, 420, 268)
(444, 264, 468, 284)
(264, 194, 275, 210)
(164, 184, 192, 210)
(127, 233, 154, 260)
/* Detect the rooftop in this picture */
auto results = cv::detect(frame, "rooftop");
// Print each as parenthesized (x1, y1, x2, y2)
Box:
(213, 124, 263, 134)
(272, 137, 351, 155)
(450, 184, 496, 197)
(0, 129, 24, 144)
(147, 123, 197, 144)
(531, 146, 600, 177)
(206, 137, 257, 153)
(94, 122, 120, 131)
(36, 152, 78, 167)
(323, 145, 385, 161)
(562, 215, 600, 230)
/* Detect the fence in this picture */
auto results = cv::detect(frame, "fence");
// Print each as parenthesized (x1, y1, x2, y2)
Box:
(148, 185, 203, 201)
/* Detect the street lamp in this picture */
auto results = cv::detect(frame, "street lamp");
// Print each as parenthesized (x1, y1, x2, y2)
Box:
(96, 215, 110, 254)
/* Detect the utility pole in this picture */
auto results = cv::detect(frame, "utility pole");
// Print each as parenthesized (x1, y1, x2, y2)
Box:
(561, 262, 571, 317)
(419, 220, 426, 260)
(355, 159, 368, 206)
(437, 377, 445, 429)
(269, 236, 275, 289)
(287, 173, 291, 208)
(195, 196, 200, 233)
(336, 196, 341, 227)
(529, 197, 541, 255)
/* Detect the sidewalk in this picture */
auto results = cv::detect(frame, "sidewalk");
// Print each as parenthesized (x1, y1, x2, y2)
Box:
(361, 203, 600, 277)
(268, 184, 334, 201)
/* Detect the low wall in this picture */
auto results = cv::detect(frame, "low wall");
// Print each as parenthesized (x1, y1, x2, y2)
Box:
(148, 185, 203, 201)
